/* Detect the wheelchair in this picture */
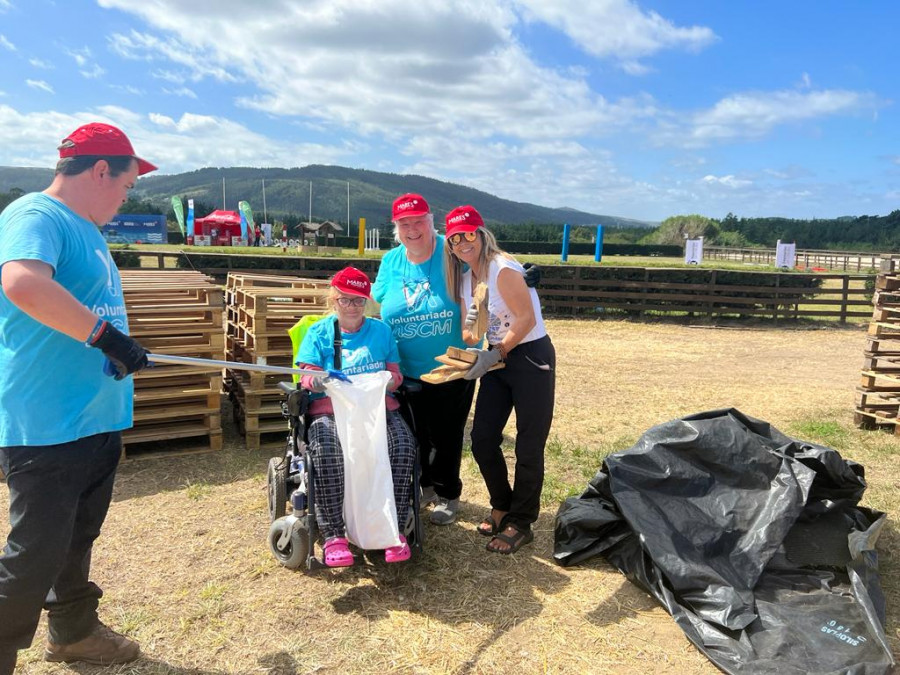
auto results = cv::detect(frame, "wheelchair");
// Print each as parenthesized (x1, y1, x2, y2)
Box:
(266, 380, 424, 570)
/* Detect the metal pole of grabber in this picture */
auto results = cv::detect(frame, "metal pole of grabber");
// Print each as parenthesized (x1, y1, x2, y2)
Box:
(146, 353, 344, 379)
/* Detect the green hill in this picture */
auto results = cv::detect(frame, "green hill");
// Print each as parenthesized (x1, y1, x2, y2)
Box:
(0, 164, 655, 229)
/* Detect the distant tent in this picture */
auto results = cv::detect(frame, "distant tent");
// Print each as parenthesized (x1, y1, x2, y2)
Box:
(194, 210, 242, 244)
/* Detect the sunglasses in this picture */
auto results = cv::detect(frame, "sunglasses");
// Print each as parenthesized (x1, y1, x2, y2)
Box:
(336, 297, 367, 307)
(448, 231, 478, 247)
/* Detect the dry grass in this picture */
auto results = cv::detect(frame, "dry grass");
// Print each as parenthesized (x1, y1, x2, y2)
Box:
(2, 318, 898, 674)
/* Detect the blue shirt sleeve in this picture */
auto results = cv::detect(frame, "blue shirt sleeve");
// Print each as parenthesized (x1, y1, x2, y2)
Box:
(295, 318, 332, 369)
(0, 200, 65, 271)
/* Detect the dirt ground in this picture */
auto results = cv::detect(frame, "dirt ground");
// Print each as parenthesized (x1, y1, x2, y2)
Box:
(2, 318, 898, 674)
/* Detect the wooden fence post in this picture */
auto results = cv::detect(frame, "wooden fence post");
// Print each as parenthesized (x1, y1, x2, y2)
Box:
(840, 276, 850, 324)
(773, 273, 780, 322)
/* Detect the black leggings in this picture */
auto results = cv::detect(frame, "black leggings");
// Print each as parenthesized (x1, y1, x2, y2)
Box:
(470, 336, 555, 530)
(404, 376, 475, 501)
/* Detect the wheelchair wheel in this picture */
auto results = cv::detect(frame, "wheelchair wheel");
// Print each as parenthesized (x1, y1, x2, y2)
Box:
(268, 517, 309, 570)
(267, 457, 287, 521)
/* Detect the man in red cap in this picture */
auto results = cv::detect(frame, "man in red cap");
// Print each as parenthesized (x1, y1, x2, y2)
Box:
(0, 122, 155, 673)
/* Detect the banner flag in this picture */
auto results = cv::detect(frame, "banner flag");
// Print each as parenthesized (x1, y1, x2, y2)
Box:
(187, 199, 195, 238)
(171, 196, 185, 237)
(238, 200, 254, 241)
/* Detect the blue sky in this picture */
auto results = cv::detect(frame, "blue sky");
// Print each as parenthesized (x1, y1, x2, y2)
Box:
(0, 0, 896, 222)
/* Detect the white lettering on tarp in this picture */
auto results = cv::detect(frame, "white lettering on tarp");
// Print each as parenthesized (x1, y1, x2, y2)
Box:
(819, 620, 867, 648)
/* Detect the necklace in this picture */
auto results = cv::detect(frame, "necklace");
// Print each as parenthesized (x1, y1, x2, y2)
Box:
(404, 238, 435, 283)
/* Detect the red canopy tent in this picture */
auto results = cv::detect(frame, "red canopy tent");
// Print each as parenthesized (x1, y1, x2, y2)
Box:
(193, 210, 242, 245)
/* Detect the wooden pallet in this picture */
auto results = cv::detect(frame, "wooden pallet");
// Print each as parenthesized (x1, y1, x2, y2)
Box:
(854, 408, 900, 434)
(120, 270, 225, 457)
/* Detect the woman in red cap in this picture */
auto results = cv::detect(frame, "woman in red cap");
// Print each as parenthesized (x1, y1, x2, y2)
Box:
(371, 194, 474, 526)
(442, 205, 556, 554)
(295, 266, 416, 566)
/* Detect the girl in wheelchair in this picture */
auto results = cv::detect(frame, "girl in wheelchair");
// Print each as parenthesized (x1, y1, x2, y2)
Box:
(295, 266, 416, 567)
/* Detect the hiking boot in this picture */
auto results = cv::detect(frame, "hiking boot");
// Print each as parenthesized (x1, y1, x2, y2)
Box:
(45, 622, 140, 665)
(420, 485, 438, 508)
(430, 497, 459, 525)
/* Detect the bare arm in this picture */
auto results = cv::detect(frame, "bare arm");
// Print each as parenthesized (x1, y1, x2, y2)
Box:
(2, 259, 99, 342)
(496, 267, 536, 353)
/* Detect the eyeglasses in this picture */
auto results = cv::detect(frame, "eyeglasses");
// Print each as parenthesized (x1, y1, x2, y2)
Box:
(336, 297, 367, 307)
(448, 231, 478, 247)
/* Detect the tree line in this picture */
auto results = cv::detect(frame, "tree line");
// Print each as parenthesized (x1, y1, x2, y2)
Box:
(2, 187, 898, 251)
(641, 211, 900, 251)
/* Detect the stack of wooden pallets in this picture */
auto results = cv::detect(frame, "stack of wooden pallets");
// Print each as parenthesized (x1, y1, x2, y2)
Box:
(225, 273, 331, 450)
(121, 270, 224, 456)
(855, 258, 900, 434)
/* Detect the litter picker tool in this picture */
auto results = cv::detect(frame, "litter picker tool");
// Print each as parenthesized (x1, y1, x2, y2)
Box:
(145, 354, 350, 382)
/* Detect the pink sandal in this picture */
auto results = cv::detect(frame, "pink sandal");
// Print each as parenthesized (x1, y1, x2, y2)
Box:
(385, 535, 411, 564)
(323, 537, 354, 567)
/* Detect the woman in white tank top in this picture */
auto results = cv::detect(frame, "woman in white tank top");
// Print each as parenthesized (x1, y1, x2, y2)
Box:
(442, 205, 556, 555)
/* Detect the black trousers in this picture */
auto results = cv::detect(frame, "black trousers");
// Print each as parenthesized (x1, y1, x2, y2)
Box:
(470, 336, 555, 530)
(0, 431, 122, 653)
(404, 377, 475, 501)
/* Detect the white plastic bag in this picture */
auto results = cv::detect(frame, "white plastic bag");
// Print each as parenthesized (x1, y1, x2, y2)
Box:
(325, 371, 400, 550)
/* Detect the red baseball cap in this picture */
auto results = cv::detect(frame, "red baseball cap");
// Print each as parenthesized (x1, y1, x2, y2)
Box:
(58, 122, 157, 176)
(445, 205, 484, 238)
(331, 266, 372, 299)
(392, 193, 430, 221)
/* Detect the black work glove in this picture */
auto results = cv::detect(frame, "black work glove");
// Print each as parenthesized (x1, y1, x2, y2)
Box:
(88, 321, 150, 380)
(523, 262, 541, 288)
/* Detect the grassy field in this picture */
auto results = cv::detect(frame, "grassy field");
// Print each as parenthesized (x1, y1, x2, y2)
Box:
(121, 243, 858, 273)
(2, 318, 897, 674)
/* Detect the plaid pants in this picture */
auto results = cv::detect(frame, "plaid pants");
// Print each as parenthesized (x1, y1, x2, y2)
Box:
(307, 410, 416, 541)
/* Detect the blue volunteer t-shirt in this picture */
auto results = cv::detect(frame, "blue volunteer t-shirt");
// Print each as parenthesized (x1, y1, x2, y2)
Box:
(372, 235, 466, 379)
(0, 192, 134, 447)
(296, 316, 399, 404)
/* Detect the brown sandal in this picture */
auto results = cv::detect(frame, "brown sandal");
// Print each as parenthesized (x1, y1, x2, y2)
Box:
(477, 517, 498, 537)
(477, 510, 507, 537)
(486, 524, 534, 554)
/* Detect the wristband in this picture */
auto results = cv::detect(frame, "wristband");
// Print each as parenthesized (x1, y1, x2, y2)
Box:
(84, 317, 106, 346)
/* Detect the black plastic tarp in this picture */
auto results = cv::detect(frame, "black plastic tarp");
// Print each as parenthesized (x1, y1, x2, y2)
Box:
(554, 409, 895, 674)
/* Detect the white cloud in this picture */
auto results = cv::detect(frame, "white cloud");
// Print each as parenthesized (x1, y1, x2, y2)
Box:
(108, 30, 239, 83)
(80, 63, 106, 79)
(0, 0, 11, 11)
(162, 86, 198, 99)
(513, 0, 717, 71)
(26, 79, 54, 94)
(64, 46, 106, 79)
(655, 88, 882, 148)
(99, 0, 647, 147)
(111, 84, 145, 95)
(702, 174, 752, 188)
(0, 104, 358, 172)
(66, 46, 91, 67)
(0, 34, 15, 51)
(29, 57, 53, 69)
